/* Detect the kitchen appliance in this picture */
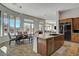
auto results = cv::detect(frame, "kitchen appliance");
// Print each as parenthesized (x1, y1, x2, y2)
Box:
(63, 23, 71, 41)
(59, 23, 64, 34)
(59, 23, 71, 41)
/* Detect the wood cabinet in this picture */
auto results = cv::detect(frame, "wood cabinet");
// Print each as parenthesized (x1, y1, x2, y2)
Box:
(37, 35, 64, 56)
(72, 33, 79, 42)
(59, 18, 72, 23)
(72, 18, 79, 42)
(47, 38, 54, 55)
(37, 39, 47, 56)
(54, 35, 64, 50)
(72, 18, 79, 30)
(37, 38, 54, 56)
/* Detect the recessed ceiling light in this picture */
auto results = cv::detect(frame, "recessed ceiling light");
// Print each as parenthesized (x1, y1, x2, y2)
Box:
(19, 6, 22, 8)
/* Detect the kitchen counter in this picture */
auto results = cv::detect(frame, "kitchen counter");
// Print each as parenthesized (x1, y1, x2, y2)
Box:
(37, 34, 64, 56)
(37, 34, 62, 39)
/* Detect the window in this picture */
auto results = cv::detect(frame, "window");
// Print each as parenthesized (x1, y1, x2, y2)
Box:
(39, 24, 43, 31)
(10, 16, 15, 35)
(24, 23, 30, 32)
(3, 13, 9, 35)
(24, 23, 34, 34)
(16, 17, 20, 28)
(0, 12, 22, 36)
(24, 19, 34, 34)
(16, 17, 21, 33)
(39, 22, 44, 31)
(45, 23, 53, 31)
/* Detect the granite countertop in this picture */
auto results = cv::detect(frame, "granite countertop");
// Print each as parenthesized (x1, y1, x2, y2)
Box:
(37, 34, 62, 39)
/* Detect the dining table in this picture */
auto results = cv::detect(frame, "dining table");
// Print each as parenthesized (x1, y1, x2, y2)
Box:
(15, 33, 33, 44)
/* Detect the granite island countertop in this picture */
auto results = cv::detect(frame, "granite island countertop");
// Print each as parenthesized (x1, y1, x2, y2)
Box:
(37, 34, 63, 39)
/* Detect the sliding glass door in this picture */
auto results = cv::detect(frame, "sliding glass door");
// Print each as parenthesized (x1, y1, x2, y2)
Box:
(3, 13, 21, 36)
(15, 17, 21, 34)
(9, 16, 15, 35)
(3, 13, 9, 35)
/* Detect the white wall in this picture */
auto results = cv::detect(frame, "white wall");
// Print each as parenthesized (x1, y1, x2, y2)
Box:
(60, 7, 79, 19)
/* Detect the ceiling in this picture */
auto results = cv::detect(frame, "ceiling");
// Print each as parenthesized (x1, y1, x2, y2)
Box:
(2, 3, 79, 20)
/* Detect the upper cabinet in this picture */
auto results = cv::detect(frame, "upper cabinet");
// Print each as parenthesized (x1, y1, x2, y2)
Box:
(59, 18, 72, 23)
(59, 18, 79, 30)
(72, 18, 79, 30)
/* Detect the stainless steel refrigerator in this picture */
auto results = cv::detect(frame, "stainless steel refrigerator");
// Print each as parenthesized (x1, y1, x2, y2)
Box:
(63, 23, 71, 41)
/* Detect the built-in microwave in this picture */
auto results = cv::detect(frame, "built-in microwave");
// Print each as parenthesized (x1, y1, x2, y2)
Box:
(73, 30, 79, 33)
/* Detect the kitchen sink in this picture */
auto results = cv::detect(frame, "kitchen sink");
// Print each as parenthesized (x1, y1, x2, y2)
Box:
(49, 34, 59, 36)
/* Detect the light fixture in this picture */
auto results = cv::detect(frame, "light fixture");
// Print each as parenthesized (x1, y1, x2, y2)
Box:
(19, 6, 22, 8)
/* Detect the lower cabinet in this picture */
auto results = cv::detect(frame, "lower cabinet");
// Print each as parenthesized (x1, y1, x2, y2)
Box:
(37, 38, 54, 56)
(54, 35, 64, 50)
(47, 38, 54, 55)
(72, 33, 79, 42)
(37, 39, 47, 56)
(37, 35, 64, 56)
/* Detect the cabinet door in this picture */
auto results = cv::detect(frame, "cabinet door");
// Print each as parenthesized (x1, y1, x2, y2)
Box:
(37, 39, 47, 56)
(72, 33, 79, 42)
(64, 19, 72, 23)
(72, 34, 77, 42)
(47, 38, 54, 55)
(54, 35, 64, 50)
(73, 23, 79, 30)
(76, 34, 79, 42)
(73, 18, 79, 30)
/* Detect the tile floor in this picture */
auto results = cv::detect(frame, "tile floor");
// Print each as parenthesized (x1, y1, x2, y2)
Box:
(0, 40, 79, 56)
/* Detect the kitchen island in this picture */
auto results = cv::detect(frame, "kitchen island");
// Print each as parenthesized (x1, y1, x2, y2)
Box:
(37, 34, 64, 56)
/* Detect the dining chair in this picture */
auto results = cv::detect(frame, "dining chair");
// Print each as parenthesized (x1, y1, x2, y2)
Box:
(8, 33, 17, 45)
